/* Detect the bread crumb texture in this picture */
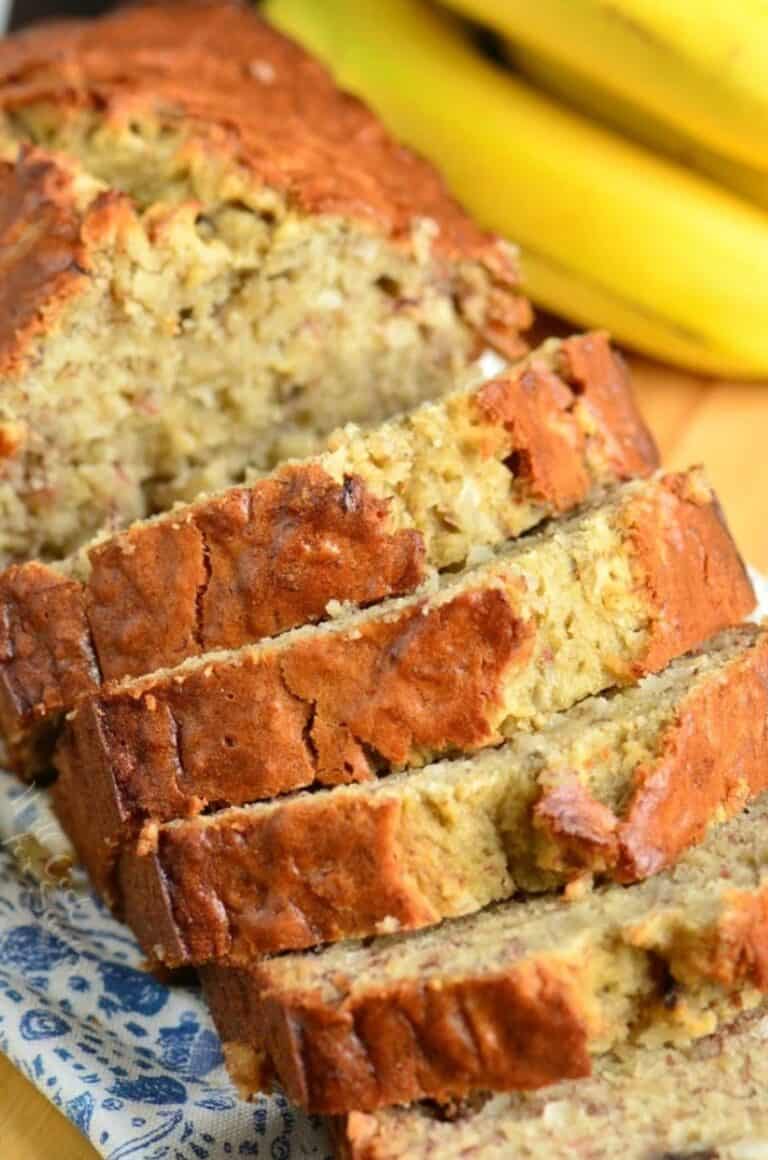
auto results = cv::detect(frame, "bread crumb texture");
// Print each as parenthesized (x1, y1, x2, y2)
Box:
(335, 1005, 768, 1159)
(114, 624, 768, 967)
(52, 470, 753, 903)
(0, 0, 530, 563)
(0, 331, 657, 773)
(202, 792, 768, 1113)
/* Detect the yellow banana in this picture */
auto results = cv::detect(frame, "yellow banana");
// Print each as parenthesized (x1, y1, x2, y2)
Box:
(266, 0, 768, 377)
(509, 41, 768, 213)
(438, 0, 768, 172)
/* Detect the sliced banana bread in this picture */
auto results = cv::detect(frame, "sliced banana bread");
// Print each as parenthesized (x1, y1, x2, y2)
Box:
(202, 792, 768, 1113)
(53, 470, 754, 898)
(117, 623, 768, 967)
(0, 0, 530, 565)
(0, 331, 657, 774)
(334, 1005, 768, 1159)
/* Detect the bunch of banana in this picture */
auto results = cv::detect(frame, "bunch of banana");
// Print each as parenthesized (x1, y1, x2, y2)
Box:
(508, 43, 768, 214)
(265, 0, 768, 377)
(440, 0, 768, 172)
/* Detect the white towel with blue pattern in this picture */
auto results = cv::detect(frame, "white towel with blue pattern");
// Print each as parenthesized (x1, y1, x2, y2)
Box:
(0, 832, 331, 1158)
(1, 570, 766, 1158)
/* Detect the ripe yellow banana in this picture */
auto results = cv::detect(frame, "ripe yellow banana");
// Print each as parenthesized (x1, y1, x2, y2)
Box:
(438, 0, 768, 172)
(509, 41, 768, 214)
(266, 0, 768, 377)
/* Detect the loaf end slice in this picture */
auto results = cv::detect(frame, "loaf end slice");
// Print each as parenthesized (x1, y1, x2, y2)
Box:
(0, 331, 657, 774)
(333, 1005, 768, 1160)
(53, 469, 754, 900)
(202, 792, 768, 1113)
(116, 623, 768, 967)
(0, 1, 530, 567)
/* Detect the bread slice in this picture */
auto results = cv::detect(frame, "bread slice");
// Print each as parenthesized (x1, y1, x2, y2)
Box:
(333, 1005, 768, 1159)
(201, 792, 768, 1113)
(116, 623, 768, 968)
(53, 470, 754, 898)
(0, 1, 530, 565)
(0, 331, 657, 774)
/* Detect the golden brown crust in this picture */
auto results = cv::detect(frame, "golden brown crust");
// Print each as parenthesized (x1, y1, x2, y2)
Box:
(536, 635, 768, 881)
(559, 332, 659, 480)
(2, 464, 426, 774)
(278, 588, 532, 776)
(616, 636, 768, 880)
(475, 364, 592, 512)
(627, 470, 754, 674)
(55, 643, 316, 882)
(473, 332, 658, 513)
(184, 470, 426, 648)
(0, 560, 100, 769)
(118, 793, 436, 965)
(202, 960, 591, 1114)
(0, 333, 656, 776)
(55, 585, 532, 895)
(0, 144, 134, 380)
(53, 471, 752, 901)
(533, 775, 620, 874)
(86, 465, 427, 676)
(51, 734, 123, 902)
(0, 146, 90, 378)
(0, 1, 529, 355)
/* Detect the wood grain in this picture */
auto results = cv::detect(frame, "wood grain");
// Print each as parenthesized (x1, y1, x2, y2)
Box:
(0, 1053, 97, 1158)
(1, 355, 767, 1159)
(631, 360, 768, 573)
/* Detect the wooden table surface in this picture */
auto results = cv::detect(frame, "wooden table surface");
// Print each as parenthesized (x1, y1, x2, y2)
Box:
(1, 354, 767, 1159)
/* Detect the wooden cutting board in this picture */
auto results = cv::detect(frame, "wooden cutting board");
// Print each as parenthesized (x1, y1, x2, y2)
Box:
(1, 353, 767, 1160)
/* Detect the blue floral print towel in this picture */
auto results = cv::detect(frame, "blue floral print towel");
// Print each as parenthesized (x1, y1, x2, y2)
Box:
(0, 778, 331, 1158)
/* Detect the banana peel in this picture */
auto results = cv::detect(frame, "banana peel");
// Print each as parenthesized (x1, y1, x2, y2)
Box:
(510, 40, 768, 215)
(439, 0, 768, 172)
(266, 0, 768, 377)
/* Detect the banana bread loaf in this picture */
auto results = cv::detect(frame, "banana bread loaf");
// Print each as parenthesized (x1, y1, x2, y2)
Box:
(202, 791, 768, 1113)
(53, 470, 754, 899)
(116, 623, 768, 967)
(0, 0, 530, 565)
(334, 1005, 768, 1159)
(0, 331, 657, 774)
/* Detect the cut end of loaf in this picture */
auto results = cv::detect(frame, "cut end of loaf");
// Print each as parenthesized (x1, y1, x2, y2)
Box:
(0, 1, 531, 564)
(0, 141, 506, 564)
